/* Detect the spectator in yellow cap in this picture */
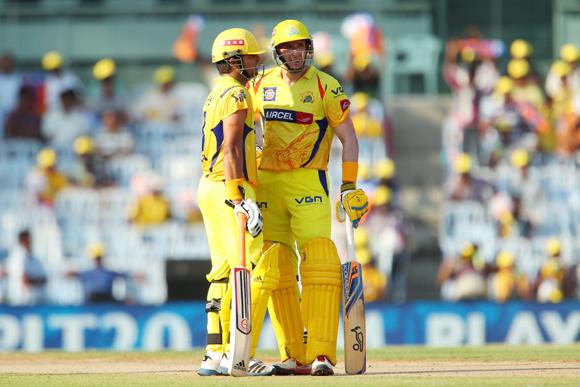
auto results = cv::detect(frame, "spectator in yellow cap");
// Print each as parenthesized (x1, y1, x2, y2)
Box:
(25, 147, 69, 207)
(507, 58, 544, 111)
(42, 88, 90, 146)
(346, 53, 381, 98)
(438, 241, 486, 301)
(510, 39, 533, 60)
(133, 65, 184, 124)
(89, 58, 128, 123)
(546, 60, 574, 120)
(41, 51, 82, 112)
(489, 250, 530, 302)
(446, 153, 493, 203)
(371, 158, 400, 205)
(128, 172, 172, 227)
(69, 135, 115, 188)
(546, 43, 580, 98)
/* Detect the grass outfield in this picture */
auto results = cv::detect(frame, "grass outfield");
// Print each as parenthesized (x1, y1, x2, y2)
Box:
(1, 345, 579, 386)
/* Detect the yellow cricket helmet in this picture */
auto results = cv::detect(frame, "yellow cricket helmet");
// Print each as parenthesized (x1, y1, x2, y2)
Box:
(93, 58, 116, 80)
(211, 28, 264, 63)
(271, 19, 312, 48)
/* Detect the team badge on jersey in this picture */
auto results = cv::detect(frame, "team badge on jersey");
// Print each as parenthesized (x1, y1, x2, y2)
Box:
(264, 87, 277, 101)
(300, 91, 314, 103)
(340, 99, 350, 112)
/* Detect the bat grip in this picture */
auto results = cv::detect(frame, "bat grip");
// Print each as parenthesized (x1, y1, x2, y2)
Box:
(237, 212, 247, 267)
(345, 219, 356, 263)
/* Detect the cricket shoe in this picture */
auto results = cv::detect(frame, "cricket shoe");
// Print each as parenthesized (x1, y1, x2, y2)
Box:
(247, 358, 274, 376)
(311, 355, 334, 376)
(197, 350, 223, 376)
(271, 358, 311, 375)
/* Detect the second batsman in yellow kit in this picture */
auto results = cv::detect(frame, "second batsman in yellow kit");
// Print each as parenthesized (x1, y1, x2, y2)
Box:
(248, 19, 369, 376)
(197, 28, 272, 377)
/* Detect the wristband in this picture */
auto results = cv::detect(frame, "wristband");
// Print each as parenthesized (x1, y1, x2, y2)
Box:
(225, 178, 244, 201)
(342, 161, 358, 183)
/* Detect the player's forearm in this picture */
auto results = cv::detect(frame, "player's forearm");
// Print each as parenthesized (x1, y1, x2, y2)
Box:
(335, 117, 359, 163)
(223, 146, 244, 180)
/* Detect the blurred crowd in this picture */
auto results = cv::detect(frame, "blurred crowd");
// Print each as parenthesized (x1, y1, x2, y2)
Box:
(439, 31, 580, 303)
(0, 13, 408, 305)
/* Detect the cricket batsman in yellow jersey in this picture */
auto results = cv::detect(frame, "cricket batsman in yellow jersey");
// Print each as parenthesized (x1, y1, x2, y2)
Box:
(248, 20, 369, 376)
(197, 28, 272, 377)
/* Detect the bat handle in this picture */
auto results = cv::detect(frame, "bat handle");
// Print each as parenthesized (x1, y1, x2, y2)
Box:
(345, 218, 356, 263)
(237, 212, 247, 267)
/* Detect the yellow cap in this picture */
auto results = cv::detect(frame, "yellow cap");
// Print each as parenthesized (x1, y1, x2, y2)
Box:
(548, 288, 564, 303)
(356, 248, 372, 265)
(374, 158, 396, 179)
(73, 136, 95, 155)
(351, 92, 370, 112)
(373, 186, 392, 207)
(560, 43, 580, 63)
(42, 51, 63, 71)
(93, 58, 116, 80)
(461, 47, 476, 63)
(154, 66, 175, 84)
(211, 28, 265, 63)
(87, 242, 105, 258)
(37, 147, 57, 168)
(496, 251, 515, 269)
(358, 162, 370, 181)
(510, 39, 533, 59)
(507, 59, 530, 79)
(495, 76, 514, 95)
(461, 242, 476, 258)
(545, 237, 561, 256)
(315, 51, 335, 68)
(354, 228, 369, 249)
(271, 19, 312, 48)
(510, 149, 529, 168)
(453, 153, 472, 174)
(551, 60, 571, 77)
(353, 55, 371, 72)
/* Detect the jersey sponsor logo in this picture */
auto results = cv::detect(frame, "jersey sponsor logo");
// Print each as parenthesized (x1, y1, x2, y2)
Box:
(264, 109, 313, 125)
(222, 39, 245, 46)
(294, 195, 323, 205)
(340, 99, 350, 112)
(264, 87, 277, 101)
(300, 91, 314, 103)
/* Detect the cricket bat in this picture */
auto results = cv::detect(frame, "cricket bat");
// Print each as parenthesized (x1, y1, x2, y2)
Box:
(228, 212, 251, 377)
(341, 220, 366, 374)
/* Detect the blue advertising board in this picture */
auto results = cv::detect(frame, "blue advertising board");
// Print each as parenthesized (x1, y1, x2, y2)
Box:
(0, 301, 578, 351)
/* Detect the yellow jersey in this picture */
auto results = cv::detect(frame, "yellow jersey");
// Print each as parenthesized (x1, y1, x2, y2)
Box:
(251, 66, 350, 171)
(201, 75, 258, 188)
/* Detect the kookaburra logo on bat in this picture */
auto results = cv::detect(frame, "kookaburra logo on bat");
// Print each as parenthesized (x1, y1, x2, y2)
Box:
(351, 326, 364, 352)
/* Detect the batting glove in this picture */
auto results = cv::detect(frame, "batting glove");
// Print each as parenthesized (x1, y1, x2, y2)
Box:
(233, 199, 263, 237)
(336, 183, 369, 228)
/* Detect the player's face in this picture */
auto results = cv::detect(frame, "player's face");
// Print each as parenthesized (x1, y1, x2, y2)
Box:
(277, 40, 308, 70)
(242, 54, 261, 77)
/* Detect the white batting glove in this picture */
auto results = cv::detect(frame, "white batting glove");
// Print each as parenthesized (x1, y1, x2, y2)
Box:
(233, 199, 263, 237)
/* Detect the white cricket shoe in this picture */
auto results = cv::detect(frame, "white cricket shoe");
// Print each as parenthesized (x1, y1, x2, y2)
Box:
(197, 350, 223, 376)
(311, 355, 334, 376)
(271, 358, 311, 375)
(248, 358, 274, 376)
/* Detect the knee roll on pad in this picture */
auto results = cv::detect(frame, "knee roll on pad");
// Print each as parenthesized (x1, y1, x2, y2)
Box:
(299, 237, 341, 365)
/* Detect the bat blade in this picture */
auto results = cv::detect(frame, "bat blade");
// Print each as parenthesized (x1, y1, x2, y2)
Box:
(228, 266, 251, 377)
(341, 260, 366, 375)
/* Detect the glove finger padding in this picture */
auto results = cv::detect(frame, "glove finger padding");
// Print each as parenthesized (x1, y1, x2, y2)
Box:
(234, 199, 263, 237)
(335, 199, 346, 223)
(340, 189, 369, 228)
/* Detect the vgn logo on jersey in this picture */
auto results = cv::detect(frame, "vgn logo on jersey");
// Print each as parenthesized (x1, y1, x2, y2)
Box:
(294, 195, 323, 206)
(264, 87, 277, 101)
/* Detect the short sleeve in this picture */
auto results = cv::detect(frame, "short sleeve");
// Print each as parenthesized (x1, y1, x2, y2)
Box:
(222, 86, 250, 118)
(322, 76, 350, 128)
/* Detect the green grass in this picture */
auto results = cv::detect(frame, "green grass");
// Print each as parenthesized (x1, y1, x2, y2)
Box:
(1, 345, 578, 386)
